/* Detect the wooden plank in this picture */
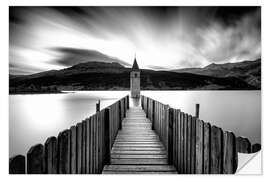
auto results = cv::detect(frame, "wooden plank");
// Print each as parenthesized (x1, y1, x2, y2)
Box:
(195, 119, 204, 174)
(176, 110, 181, 173)
(70, 126, 77, 174)
(223, 131, 237, 174)
(44, 136, 57, 174)
(111, 150, 167, 155)
(81, 120, 86, 173)
(90, 116, 94, 173)
(111, 159, 168, 165)
(203, 122, 211, 174)
(168, 108, 174, 164)
(103, 165, 176, 172)
(210, 126, 223, 174)
(27, 144, 44, 174)
(186, 114, 191, 173)
(111, 154, 167, 159)
(103, 171, 178, 174)
(104, 108, 111, 165)
(76, 122, 82, 174)
(58, 130, 71, 174)
(85, 119, 90, 173)
(183, 113, 188, 173)
(236, 137, 251, 153)
(179, 112, 184, 173)
(9, 155, 25, 174)
(190, 116, 197, 174)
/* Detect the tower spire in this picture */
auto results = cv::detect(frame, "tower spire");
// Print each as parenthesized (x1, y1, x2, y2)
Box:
(132, 53, 139, 70)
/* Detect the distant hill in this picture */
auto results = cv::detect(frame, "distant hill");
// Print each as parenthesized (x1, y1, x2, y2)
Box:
(9, 60, 259, 94)
(172, 59, 261, 89)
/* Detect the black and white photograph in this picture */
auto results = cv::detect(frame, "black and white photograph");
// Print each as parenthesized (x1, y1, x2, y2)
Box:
(8, 5, 261, 175)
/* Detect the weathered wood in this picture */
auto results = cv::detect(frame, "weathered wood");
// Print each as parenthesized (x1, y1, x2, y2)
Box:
(9, 155, 25, 174)
(236, 137, 251, 153)
(104, 108, 111, 165)
(96, 100, 100, 112)
(152, 100, 155, 130)
(168, 107, 174, 165)
(190, 116, 196, 174)
(86, 119, 90, 173)
(27, 144, 44, 174)
(76, 122, 82, 173)
(127, 95, 129, 109)
(44, 136, 57, 174)
(81, 120, 86, 173)
(195, 119, 204, 174)
(210, 126, 223, 174)
(184, 113, 189, 173)
(69, 126, 76, 174)
(203, 122, 211, 174)
(179, 112, 184, 173)
(119, 100, 122, 130)
(252, 143, 261, 153)
(58, 130, 71, 174)
(90, 116, 94, 173)
(103, 165, 176, 172)
(195, 104, 200, 118)
(223, 131, 237, 174)
(186, 115, 191, 173)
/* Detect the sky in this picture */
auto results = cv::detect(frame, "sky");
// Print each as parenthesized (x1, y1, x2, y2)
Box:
(9, 7, 261, 75)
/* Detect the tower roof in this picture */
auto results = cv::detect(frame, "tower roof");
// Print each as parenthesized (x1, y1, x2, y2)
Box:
(132, 56, 139, 70)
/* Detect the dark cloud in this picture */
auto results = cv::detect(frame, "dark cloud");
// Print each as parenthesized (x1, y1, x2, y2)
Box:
(51, 47, 131, 67)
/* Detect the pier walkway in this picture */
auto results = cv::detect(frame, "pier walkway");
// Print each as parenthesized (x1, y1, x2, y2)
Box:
(102, 106, 177, 174)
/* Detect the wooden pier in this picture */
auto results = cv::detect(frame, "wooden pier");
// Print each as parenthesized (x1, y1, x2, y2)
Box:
(103, 106, 177, 174)
(9, 95, 260, 174)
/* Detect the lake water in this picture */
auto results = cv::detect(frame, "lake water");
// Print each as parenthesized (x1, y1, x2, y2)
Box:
(9, 90, 261, 157)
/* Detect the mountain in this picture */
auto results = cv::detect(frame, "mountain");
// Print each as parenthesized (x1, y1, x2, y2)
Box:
(172, 59, 261, 88)
(9, 61, 258, 94)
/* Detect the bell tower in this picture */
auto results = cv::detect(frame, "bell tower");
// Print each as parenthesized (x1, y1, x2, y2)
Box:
(130, 55, 140, 98)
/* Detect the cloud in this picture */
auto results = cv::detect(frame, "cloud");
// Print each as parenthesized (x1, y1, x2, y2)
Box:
(9, 7, 261, 74)
(51, 47, 131, 67)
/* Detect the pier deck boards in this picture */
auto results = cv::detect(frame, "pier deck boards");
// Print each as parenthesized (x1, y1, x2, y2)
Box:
(102, 106, 177, 174)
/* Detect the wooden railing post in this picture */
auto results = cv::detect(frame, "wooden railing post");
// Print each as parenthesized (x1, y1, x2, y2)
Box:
(96, 100, 100, 112)
(118, 100, 122, 130)
(127, 95, 129, 109)
(168, 107, 174, 165)
(9, 155, 25, 174)
(27, 144, 44, 174)
(44, 136, 57, 174)
(152, 100, 155, 130)
(104, 108, 111, 165)
(195, 104, 200, 118)
(58, 130, 71, 174)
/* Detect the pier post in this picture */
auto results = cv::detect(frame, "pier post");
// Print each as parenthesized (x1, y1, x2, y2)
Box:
(104, 108, 111, 165)
(9, 155, 25, 174)
(27, 144, 44, 174)
(168, 107, 174, 165)
(96, 100, 100, 112)
(118, 100, 122, 130)
(195, 104, 200, 118)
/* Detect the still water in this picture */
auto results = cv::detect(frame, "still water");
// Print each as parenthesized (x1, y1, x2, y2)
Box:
(9, 90, 261, 157)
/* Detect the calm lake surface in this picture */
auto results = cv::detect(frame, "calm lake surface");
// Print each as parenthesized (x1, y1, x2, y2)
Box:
(9, 90, 261, 157)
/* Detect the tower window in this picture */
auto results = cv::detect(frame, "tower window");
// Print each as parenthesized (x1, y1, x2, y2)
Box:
(134, 73, 137, 78)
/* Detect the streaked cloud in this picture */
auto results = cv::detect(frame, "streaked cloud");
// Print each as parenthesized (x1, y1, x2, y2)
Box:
(9, 7, 261, 75)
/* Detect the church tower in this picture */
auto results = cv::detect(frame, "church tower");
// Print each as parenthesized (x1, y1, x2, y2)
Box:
(130, 55, 140, 98)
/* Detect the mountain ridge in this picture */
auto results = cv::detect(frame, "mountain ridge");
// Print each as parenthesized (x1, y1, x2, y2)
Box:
(9, 60, 260, 94)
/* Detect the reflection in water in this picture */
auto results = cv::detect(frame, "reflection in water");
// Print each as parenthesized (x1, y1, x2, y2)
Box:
(9, 90, 260, 157)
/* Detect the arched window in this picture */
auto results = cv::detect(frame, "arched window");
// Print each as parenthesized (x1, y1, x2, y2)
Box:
(134, 73, 137, 78)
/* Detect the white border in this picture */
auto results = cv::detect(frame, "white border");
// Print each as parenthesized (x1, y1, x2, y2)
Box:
(1, 0, 268, 180)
